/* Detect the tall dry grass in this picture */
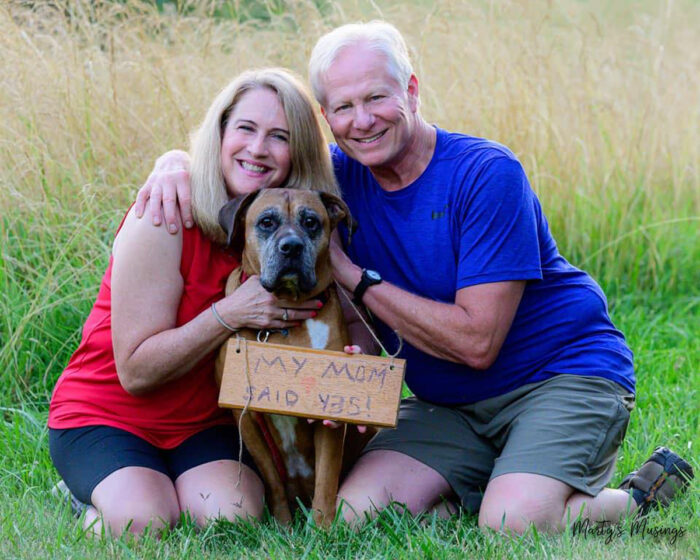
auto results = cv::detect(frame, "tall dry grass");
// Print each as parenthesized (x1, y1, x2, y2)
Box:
(2, 1, 698, 295)
(1, 1, 698, 398)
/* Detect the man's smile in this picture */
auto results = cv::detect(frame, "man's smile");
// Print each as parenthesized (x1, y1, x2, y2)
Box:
(353, 129, 387, 144)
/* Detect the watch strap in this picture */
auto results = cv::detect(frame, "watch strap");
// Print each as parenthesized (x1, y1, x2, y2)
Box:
(353, 269, 382, 306)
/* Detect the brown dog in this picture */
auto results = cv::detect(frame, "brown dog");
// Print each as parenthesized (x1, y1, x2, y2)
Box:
(215, 188, 370, 526)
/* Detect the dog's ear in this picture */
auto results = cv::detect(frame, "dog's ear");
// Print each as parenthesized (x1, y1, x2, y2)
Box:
(218, 191, 260, 253)
(318, 192, 355, 240)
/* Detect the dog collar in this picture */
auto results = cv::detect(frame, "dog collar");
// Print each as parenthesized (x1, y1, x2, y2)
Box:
(316, 288, 331, 305)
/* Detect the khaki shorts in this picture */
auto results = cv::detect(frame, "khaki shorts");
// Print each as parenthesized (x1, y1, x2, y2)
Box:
(364, 374, 635, 513)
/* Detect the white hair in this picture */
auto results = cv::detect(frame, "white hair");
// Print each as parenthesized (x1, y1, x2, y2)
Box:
(308, 20, 414, 106)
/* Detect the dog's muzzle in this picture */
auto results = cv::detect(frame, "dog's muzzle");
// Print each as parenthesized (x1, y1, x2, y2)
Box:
(277, 234, 304, 259)
(260, 232, 317, 296)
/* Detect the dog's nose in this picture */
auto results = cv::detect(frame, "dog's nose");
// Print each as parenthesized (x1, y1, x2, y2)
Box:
(278, 235, 303, 258)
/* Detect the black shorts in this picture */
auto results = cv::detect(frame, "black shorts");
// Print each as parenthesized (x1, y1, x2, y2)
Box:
(49, 424, 254, 505)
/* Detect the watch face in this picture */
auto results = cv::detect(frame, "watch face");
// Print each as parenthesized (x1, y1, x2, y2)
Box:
(366, 270, 381, 282)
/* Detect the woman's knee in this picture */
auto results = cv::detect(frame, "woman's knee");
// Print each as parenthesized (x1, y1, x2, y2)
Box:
(90, 466, 180, 536)
(185, 484, 265, 527)
(176, 460, 265, 526)
(98, 499, 179, 535)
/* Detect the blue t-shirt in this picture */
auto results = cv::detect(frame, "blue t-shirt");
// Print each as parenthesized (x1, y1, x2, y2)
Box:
(332, 128, 635, 404)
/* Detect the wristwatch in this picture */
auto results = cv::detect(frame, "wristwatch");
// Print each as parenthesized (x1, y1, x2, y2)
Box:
(353, 269, 382, 305)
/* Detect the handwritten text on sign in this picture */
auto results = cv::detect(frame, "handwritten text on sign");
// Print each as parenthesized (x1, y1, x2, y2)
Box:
(218, 340, 406, 427)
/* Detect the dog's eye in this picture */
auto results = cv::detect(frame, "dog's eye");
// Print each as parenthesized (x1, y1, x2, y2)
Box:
(258, 217, 276, 230)
(302, 216, 320, 231)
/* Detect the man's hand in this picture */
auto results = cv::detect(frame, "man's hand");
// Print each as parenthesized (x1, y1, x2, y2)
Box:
(135, 150, 193, 234)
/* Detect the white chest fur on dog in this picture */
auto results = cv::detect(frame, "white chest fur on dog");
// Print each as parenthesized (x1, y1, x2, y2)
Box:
(270, 415, 313, 478)
(305, 318, 330, 350)
(268, 318, 331, 479)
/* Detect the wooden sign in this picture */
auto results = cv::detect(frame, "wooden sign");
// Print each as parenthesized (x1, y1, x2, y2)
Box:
(218, 339, 406, 427)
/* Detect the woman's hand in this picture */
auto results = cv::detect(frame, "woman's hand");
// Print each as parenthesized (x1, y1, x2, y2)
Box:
(135, 150, 193, 234)
(214, 275, 323, 331)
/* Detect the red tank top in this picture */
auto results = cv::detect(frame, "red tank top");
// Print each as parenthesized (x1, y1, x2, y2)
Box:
(48, 221, 239, 449)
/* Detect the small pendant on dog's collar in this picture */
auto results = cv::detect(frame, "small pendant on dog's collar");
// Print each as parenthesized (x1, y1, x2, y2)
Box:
(257, 330, 270, 343)
(256, 328, 289, 342)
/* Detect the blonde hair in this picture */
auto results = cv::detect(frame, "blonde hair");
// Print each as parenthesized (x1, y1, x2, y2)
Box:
(189, 68, 338, 243)
(309, 20, 414, 106)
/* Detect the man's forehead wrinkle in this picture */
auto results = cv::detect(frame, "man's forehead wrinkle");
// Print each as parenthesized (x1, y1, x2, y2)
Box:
(325, 70, 397, 106)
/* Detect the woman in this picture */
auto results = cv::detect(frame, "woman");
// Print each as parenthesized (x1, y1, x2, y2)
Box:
(48, 68, 338, 536)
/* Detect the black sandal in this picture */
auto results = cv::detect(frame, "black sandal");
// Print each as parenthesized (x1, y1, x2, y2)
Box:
(618, 446, 694, 517)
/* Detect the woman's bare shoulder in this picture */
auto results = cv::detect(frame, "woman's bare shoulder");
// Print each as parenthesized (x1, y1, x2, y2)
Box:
(112, 206, 183, 258)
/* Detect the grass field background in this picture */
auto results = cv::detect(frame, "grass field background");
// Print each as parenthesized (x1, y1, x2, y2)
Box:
(0, 0, 698, 558)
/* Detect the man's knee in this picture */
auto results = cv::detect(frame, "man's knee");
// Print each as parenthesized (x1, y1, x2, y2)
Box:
(338, 449, 453, 524)
(336, 482, 390, 524)
(479, 474, 570, 534)
(479, 495, 564, 533)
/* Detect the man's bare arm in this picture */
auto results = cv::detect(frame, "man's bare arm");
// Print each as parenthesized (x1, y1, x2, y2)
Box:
(330, 241, 524, 369)
(135, 150, 193, 233)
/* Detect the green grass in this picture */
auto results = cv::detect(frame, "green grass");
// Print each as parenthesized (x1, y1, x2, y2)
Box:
(1, 288, 697, 559)
(1, 0, 698, 557)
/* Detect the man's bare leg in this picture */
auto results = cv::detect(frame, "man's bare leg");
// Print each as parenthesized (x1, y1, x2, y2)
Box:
(479, 473, 637, 534)
(337, 450, 453, 523)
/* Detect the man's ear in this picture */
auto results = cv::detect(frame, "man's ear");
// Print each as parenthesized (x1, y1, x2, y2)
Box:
(320, 105, 329, 124)
(218, 191, 260, 253)
(407, 74, 420, 113)
(319, 191, 355, 241)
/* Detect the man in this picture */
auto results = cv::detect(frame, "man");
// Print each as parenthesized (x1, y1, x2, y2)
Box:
(137, 21, 692, 532)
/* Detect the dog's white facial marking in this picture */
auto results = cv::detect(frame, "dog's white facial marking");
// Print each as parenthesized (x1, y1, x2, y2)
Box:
(306, 319, 330, 349)
(270, 415, 313, 478)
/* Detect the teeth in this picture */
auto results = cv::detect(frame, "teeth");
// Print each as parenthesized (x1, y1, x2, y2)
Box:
(241, 161, 267, 173)
(356, 131, 384, 144)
